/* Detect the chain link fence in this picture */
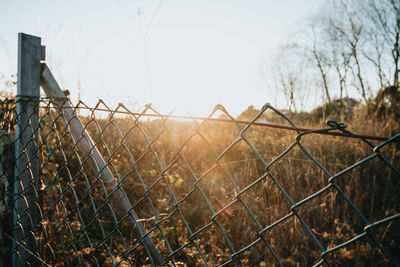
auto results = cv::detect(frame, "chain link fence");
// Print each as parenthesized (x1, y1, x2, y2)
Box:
(0, 95, 399, 266)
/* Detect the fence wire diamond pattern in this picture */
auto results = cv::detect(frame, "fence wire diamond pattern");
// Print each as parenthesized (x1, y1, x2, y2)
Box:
(0, 97, 399, 266)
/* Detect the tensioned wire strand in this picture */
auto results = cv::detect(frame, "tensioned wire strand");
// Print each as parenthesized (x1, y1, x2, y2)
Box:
(35, 103, 394, 142)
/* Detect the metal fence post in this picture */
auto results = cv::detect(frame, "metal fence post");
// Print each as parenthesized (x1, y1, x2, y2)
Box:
(13, 33, 44, 266)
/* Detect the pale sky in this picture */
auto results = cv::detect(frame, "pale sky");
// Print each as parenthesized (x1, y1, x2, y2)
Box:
(0, 0, 322, 116)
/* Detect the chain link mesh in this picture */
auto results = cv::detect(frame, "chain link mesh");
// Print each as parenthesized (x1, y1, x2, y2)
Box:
(1, 97, 399, 266)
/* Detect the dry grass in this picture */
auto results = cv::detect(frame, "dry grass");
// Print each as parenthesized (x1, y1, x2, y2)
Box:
(36, 106, 400, 266)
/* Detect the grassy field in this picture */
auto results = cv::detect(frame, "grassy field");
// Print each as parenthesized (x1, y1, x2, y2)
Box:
(32, 98, 399, 266)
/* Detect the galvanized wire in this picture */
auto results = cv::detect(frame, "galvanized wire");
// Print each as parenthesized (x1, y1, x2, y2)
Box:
(1, 97, 399, 266)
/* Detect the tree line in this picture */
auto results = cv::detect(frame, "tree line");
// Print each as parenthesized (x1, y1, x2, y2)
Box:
(265, 0, 400, 121)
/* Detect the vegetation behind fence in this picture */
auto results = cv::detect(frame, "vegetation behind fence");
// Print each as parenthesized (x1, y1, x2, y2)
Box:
(1, 95, 399, 266)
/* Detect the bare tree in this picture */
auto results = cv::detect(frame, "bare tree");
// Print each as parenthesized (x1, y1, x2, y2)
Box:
(330, 42, 350, 102)
(329, 4, 369, 102)
(359, 0, 400, 86)
(295, 20, 333, 105)
(263, 0, 400, 113)
(323, 10, 352, 103)
(265, 44, 312, 112)
(362, 27, 389, 88)
(312, 26, 332, 103)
